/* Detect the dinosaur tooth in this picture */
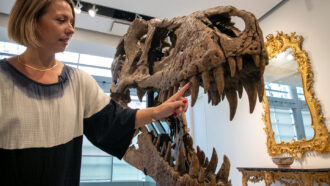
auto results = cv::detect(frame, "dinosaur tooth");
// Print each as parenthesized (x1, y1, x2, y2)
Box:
(189, 154, 200, 178)
(175, 143, 186, 174)
(260, 56, 266, 75)
(236, 56, 243, 71)
(198, 167, 205, 183)
(253, 54, 260, 67)
(237, 81, 243, 99)
(137, 87, 146, 102)
(256, 77, 265, 102)
(174, 84, 179, 94)
(155, 136, 161, 151)
(209, 88, 220, 106)
(169, 156, 174, 167)
(221, 92, 226, 101)
(202, 71, 211, 93)
(206, 175, 216, 186)
(191, 76, 199, 107)
(214, 92, 221, 106)
(196, 146, 205, 166)
(181, 80, 192, 97)
(148, 132, 156, 142)
(205, 148, 218, 175)
(203, 157, 209, 168)
(243, 80, 257, 113)
(216, 155, 230, 183)
(152, 137, 157, 145)
(160, 142, 167, 157)
(168, 87, 174, 99)
(213, 66, 225, 96)
(165, 141, 172, 162)
(225, 89, 238, 121)
(157, 91, 163, 102)
(208, 91, 212, 104)
(162, 90, 169, 102)
(192, 179, 199, 186)
(228, 57, 236, 77)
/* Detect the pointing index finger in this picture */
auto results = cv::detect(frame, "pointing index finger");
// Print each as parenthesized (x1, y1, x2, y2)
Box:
(174, 82, 191, 98)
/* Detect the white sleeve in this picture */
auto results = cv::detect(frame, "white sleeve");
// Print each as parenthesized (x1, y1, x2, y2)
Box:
(78, 70, 111, 118)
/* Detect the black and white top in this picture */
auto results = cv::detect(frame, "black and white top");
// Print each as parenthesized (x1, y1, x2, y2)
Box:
(0, 59, 137, 186)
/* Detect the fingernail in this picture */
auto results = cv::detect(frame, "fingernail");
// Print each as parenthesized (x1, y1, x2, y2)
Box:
(183, 100, 187, 104)
(185, 109, 187, 112)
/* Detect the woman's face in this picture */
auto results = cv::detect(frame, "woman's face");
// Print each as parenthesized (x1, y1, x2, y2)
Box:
(35, 0, 74, 53)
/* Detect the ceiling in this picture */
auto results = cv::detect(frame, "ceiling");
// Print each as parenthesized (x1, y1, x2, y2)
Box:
(0, 0, 284, 36)
(81, 0, 283, 19)
(264, 48, 302, 86)
(76, 0, 283, 36)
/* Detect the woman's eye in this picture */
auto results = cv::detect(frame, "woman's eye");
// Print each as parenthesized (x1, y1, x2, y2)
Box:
(57, 19, 65, 23)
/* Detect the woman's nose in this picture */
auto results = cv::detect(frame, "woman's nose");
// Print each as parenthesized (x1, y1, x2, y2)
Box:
(66, 24, 75, 35)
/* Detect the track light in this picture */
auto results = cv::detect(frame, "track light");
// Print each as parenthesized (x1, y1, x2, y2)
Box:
(135, 14, 142, 19)
(88, 4, 98, 17)
(74, 0, 83, 14)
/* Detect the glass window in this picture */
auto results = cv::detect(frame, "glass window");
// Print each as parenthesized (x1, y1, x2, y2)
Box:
(296, 87, 305, 101)
(301, 110, 313, 139)
(0, 55, 12, 60)
(79, 54, 113, 68)
(0, 41, 25, 55)
(55, 51, 79, 63)
(112, 158, 146, 181)
(128, 96, 146, 109)
(269, 107, 297, 143)
(80, 156, 112, 181)
(79, 66, 112, 78)
(265, 82, 291, 99)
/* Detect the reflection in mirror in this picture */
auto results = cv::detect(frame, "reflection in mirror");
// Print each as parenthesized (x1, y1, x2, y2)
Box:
(265, 48, 313, 143)
(263, 32, 329, 159)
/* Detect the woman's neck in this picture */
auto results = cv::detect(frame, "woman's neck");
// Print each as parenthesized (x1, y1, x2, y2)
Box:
(22, 47, 57, 68)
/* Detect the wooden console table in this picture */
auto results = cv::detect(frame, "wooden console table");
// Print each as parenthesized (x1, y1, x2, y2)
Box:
(237, 167, 330, 186)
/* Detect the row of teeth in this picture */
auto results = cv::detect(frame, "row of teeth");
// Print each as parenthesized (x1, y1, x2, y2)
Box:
(150, 133, 230, 185)
(138, 54, 266, 120)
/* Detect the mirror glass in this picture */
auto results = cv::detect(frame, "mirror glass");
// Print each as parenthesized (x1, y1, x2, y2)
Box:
(264, 48, 313, 143)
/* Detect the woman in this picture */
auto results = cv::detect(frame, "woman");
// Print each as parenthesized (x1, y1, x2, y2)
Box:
(0, 0, 190, 185)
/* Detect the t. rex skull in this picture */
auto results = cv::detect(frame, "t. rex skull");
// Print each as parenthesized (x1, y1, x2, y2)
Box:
(110, 5, 268, 186)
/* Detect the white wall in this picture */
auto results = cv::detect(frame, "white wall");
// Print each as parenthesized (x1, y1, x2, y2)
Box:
(188, 0, 330, 185)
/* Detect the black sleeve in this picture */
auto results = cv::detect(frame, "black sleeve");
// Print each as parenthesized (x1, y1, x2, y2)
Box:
(83, 99, 137, 159)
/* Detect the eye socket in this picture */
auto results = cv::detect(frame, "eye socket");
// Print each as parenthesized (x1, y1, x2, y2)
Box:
(205, 13, 245, 38)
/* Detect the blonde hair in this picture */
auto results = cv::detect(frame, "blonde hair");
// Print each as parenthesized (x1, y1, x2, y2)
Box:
(8, 0, 75, 48)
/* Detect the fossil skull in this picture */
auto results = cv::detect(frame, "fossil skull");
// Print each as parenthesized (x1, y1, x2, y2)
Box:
(110, 6, 268, 186)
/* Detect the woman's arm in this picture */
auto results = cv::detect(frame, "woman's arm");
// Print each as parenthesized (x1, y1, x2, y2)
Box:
(135, 83, 191, 128)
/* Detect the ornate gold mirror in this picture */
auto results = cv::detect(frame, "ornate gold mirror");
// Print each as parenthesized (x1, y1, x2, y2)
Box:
(262, 32, 329, 159)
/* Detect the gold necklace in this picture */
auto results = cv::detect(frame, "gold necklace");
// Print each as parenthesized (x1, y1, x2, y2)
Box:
(17, 55, 58, 71)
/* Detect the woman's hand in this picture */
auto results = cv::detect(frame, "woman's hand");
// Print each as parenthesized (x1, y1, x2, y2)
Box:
(152, 82, 191, 119)
(135, 83, 191, 128)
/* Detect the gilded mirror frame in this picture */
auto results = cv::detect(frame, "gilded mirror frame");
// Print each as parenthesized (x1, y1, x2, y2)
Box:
(262, 32, 329, 159)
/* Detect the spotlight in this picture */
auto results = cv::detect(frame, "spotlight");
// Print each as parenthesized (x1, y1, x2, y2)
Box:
(74, 0, 83, 14)
(88, 4, 98, 17)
